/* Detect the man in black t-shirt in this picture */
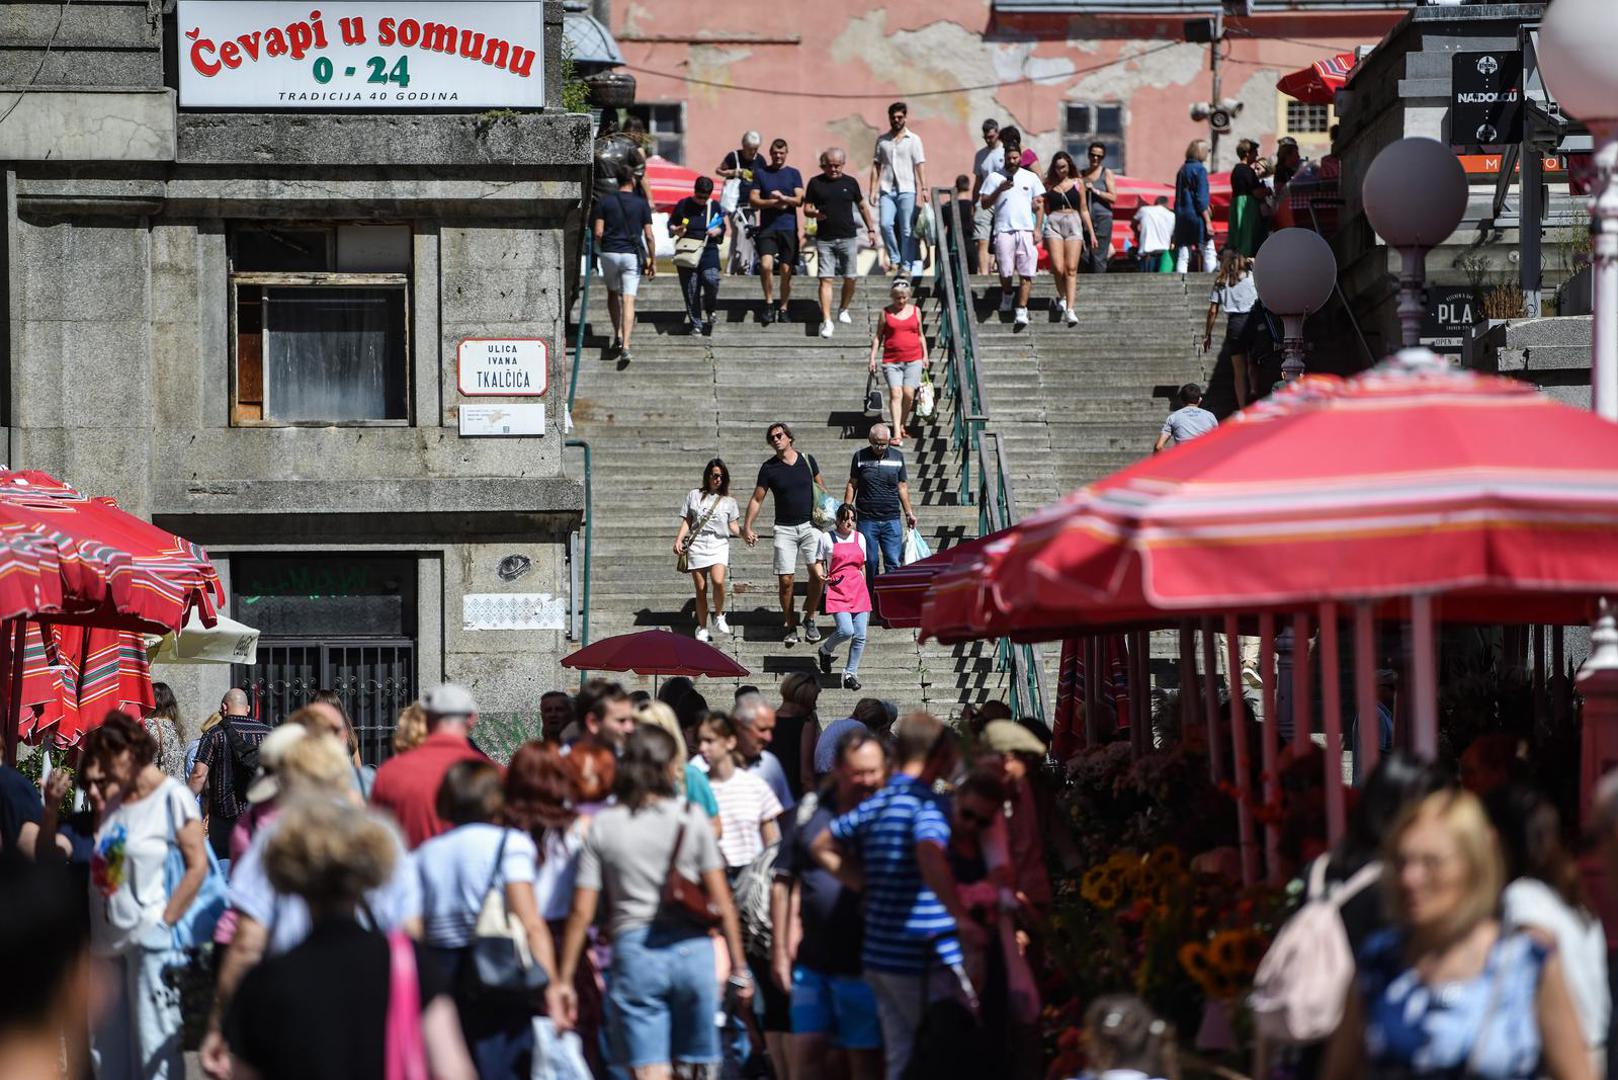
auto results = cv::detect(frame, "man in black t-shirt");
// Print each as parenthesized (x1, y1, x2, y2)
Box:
(804, 148, 882, 339)
(745, 139, 806, 326)
(770, 728, 888, 1075)
(845, 421, 917, 594)
(743, 421, 826, 647)
(592, 165, 657, 362)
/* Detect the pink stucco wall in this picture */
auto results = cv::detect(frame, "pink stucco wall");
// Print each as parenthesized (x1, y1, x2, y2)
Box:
(611, 3, 1402, 189)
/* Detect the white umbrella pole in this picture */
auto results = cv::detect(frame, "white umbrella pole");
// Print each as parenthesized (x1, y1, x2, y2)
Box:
(1354, 602, 1379, 781)
(1319, 602, 1345, 845)
(1412, 595, 1438, 758)
(1259, 615, 1281, 883)
(1225, 615, 1258, 886)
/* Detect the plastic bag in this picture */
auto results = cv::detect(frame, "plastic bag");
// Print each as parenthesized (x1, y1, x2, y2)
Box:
(812, 484, 838, 529)
(914, 371, 936, 420)
(902, 528, 932, 565)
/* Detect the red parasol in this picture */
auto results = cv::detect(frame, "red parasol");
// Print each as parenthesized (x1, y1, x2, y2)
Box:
(643, 155, 706, 213)
(561, 629, 749, 678)
(871, 533, 1002, 628)
(1277, 51, 1357, 105)
(16, 622, 153, 747)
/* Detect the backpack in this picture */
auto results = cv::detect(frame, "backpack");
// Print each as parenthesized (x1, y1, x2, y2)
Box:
(222, 717, 261, 803)
(733, 839, 779, 961)
(1248, 856, 1381, 1046)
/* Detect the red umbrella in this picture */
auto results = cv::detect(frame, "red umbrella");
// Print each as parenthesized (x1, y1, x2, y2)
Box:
(1277, 51, 1357, 105)
(16, 622, 153, 747)
(643, 155, 706, 213)
(872, 533, 1003, 627)
(561, 629, 749, 678)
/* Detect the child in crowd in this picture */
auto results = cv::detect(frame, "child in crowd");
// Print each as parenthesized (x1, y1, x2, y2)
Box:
(1075, 995, 1179, 1080)
(696, 712, 783, 874)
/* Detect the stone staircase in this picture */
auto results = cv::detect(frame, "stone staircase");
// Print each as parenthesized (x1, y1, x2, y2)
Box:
(568, 274, 1004, 719)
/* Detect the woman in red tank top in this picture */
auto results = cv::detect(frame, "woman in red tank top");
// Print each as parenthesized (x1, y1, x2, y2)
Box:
(866, 279, 929, 446)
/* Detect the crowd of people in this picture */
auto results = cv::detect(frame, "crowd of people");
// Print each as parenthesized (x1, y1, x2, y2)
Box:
(0, 675, 1074, 1080)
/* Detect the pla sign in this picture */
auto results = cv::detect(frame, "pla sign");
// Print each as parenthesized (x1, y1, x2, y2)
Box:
(457, 337, 548, 396)
(177, 1, 545, 108)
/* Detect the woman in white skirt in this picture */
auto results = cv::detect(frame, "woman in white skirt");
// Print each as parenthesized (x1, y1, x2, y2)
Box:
(674, 457, 741, 642)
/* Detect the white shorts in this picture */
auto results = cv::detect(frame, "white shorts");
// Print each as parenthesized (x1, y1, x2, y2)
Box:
(772, 522, 821, 577)
(993, 230, 1038, 278)
(883, 359, 924, 389)
(599, 251, 642, 296)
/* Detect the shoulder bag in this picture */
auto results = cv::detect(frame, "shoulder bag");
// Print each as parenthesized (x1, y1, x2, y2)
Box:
(469, 829, 551, 996)
(659, 801, 723, 929)
(678, 495, 723, 574)
(384, 930, 430, 1080)
(161, 788, 229, 950)
(672, 200, 706, 271)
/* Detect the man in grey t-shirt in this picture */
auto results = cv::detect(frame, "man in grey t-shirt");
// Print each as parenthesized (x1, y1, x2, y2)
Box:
(1155, 382, 1219, 452)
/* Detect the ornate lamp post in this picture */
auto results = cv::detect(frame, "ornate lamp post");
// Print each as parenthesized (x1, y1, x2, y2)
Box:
(1253, 227, 1337, 379)
(1361, 137, 1469, 350)
(1540, 0, 1618, 820)
(1539, 0, 1618, 421)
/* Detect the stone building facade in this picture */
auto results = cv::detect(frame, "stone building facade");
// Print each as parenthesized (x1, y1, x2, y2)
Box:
(1, 0, 592, 752)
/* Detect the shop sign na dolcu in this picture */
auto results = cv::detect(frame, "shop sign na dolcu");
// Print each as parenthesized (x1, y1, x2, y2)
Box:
(177, 1, 546, 108)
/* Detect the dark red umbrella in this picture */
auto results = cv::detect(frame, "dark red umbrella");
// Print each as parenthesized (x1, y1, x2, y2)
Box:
(1277, 51, 1357, 105)
(561, 629, 749, 678)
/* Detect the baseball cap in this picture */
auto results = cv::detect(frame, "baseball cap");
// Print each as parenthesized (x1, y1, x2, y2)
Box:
(245, 725, 309, 805)
(981, 719, 1047, 757)
(420, 682, 479, 718)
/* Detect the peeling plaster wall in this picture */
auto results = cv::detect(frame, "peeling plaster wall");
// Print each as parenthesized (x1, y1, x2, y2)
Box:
(615, 4, 1400, 187)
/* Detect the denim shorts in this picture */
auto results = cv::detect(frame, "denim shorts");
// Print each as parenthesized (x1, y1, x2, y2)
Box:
(604, 924, 719, 1068)
(790, 965, 883, 1049)
(882, 359, 924, 389)
(818, 236, 859, 278)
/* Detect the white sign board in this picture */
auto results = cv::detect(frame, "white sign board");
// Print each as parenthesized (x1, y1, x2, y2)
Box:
(459, 403, 546, 436)
(458, 337, 548, 396)
(177, 1, 545, 109)
(463, 592, 566, 631)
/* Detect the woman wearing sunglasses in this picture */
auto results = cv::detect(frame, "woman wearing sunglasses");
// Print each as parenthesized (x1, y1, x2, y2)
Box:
(674, 458, 741, 642)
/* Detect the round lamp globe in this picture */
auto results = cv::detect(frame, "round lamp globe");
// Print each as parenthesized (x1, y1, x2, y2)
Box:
(1362, 138, 1469, 248)
(1539, 0, 1618, 125)
(1254, 228, 1337, 316)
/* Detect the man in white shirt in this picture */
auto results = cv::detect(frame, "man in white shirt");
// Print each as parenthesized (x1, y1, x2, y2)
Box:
(870, 101, 928, 277)
(978, 125, 1044, 329)
(1133, 195, 1176, 273)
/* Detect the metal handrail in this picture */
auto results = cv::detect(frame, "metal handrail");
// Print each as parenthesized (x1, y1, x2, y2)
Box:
(927, 189, 1050, 722)
(567, 232, 595, 429)
(564, 438, 592, 684)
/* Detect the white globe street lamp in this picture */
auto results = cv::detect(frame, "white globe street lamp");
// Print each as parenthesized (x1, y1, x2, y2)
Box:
(1254, 228, 1337, 379)
(1361, 137, 1469, 350)
(1539, 0, 1618, 422)
(1540, 0, 1618, 820)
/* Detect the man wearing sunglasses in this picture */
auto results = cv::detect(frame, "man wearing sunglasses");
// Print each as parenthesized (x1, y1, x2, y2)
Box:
(743, 423, 827, 646)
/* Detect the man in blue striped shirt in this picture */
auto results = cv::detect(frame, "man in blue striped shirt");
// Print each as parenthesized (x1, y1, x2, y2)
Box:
(812, 711, 981, 1080)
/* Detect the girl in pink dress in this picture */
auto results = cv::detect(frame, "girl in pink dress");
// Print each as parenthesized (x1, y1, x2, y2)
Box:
(814, 504, 873, 690)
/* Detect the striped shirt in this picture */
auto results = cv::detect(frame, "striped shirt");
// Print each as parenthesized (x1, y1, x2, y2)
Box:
(828, 774, 963, 974)
(710, 768, 783, 869)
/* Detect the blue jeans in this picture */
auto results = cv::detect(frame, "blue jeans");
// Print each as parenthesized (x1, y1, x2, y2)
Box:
(678, 259, 720, 329)
(823, 611, 870, 674)
(879, 190, 917, 268)
(604, 924, 719, 1069)
(858, 515, 905, 593)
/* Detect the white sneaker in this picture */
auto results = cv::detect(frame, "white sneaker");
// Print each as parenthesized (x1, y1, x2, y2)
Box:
(819, 321, 834, 339)
(714, 614, 732, 635)
(695, 627, 711, 643)
(1014, 307, 1029, 327)
(1065, 306, 1079, 327)
(1054, 297, 1066, 313)
(837, 309, 852, 324)
(998, 293, 1015, 314)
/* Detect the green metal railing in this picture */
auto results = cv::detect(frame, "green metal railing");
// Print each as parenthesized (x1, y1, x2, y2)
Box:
(928, 190, 1051, 722)
(564, 438, 592, 686)
(567, 232, 595, 426)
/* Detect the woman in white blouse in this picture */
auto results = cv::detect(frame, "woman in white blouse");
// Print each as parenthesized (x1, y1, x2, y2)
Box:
(673, 457, 741, 642)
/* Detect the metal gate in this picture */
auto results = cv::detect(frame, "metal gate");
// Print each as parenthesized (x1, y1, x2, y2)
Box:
(233, 639, 416, 765)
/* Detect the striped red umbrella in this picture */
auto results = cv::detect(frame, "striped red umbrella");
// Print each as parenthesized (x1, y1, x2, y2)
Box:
(643, 155, 706, 213)
(921, 353, 1618, 645)
(15, 622, 153, 747)
(1277, 51, 1357, 105)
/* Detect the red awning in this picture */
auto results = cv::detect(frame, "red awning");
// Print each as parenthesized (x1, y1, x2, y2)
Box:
(643, 155, 706, 214)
